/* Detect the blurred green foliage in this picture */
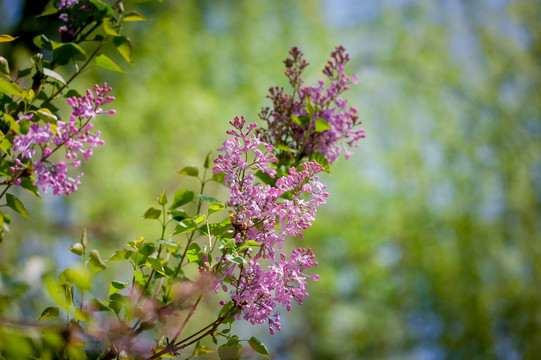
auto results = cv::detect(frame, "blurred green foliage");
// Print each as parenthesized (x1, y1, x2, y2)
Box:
(1, 0, 540, 359)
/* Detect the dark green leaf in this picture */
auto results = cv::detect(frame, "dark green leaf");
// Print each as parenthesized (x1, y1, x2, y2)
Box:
(33, 34, 52, 51)
(291, 115, 310, 127)
(170, 189, 194, 209)
(138, 243, 156, 257)
(143, 207, 161, 219)
(6, 193, 30, 220)
(52, 43, 86, 65)
(248, 337, 271, 359)
(178, 165, 198, 177)
(204, 151, 212, 168)
(38, 2, 59, 17)
(170, 208, 188, 222)
(95, 54, 124, 73)
(38, 306, 61, 321)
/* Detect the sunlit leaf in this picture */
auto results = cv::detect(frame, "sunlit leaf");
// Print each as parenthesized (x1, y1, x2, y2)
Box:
(95, 54, 125, 73)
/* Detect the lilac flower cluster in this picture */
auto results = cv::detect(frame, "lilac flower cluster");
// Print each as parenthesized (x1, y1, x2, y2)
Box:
(259, 46, 365, 164)
(56, 0, 90, 40)
(213, 116, 326, 334)
(11, 83, 115, 195)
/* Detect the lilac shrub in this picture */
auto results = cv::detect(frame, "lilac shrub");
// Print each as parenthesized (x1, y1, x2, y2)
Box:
(259, 46, 365, 166)
(212, 116, 325, 334)
(10, 83, 115, 195)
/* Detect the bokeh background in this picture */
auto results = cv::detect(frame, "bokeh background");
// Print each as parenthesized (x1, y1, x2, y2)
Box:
(1, 0, 541, 359)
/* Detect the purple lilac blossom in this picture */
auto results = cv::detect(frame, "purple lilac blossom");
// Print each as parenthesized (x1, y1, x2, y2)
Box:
(11, 83, 115, 195)
(212, 116, 325, 334)
(259, 46, 365, 164)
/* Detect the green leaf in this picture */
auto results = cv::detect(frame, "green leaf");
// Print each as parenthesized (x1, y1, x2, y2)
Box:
(88, 0, 114, 18)
(146, 256, 165, 275)
(102, 18, 120, 36)
(173, 218, 197, 235)
(225, 254, 245, 265)
(178, 165, 198, 177)
(74, 308, 91, 322)
(309, 152, 330, 173)
(248, 337, 271, 359)
(90, 298, 113, 312)
(157, 238, 181, 249)
(291, 114, 310, 127)
(38, 306, 61, 321)
(35, 108, 58, 123)
(113, 36, 133, 63)
(38, 2, 59, 17)
(43, 68, 66, 85)
(194, 344, 213, 356)
(314, 117, 332, 132)
(6, 193, 30, 220)
(197, 194, 221, 203)
(275, 143, 294, 152)
(170, 208, 188, 222)
(108, 281, 127, 296)
(204, 151, 212, 168)
(186, 243, 202, 263)
(20, 177, 40, 198)
(52, 43, 86, 65)
(170, 189, 194, 209)
(208, 203, 226, 215)
(158, 189, 167, 205)
(143, 207, 161, 219)
(122, 10, 150, 22)
(306, 96, 316, 116)
(69, 243, 84, 256)
(138, 242, 156, 257)
(108, 250, 134, 261)
(33, 34, 52, 51)
(0, 56, 10, 78)
(89, 249, 107, 276)
(0, 35, 17, 43)
(95, 54, 124, 73)
(211, 171, 226, 184)
(0, 77, 22, 96)
(218, 339, 243, 360)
